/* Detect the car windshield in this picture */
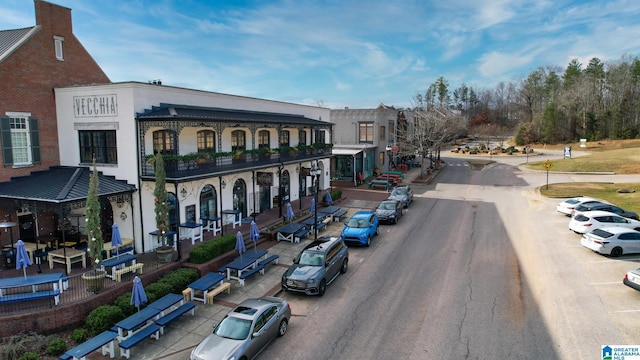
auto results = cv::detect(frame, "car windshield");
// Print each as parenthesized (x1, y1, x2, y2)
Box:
(378, 202, 396, 210)
(391, 189, 407, 196)
(347, 218, 369, 228)
(297, 251, 325, 266)
(213, 316, 252, 340)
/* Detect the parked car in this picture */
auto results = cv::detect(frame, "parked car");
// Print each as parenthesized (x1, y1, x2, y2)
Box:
(375, 200, 403, 224)
(556, 196, 599, 216)
(569, 210, 640, 234)
(580, 227, 640, 257)
(341, 210, 379, 246)
(190, 296, 291, 360)
(573, 202, 639, 220)
(388, 185, 413, 208)
(623, 268, 640, 292)
(281, 236, 349, 296)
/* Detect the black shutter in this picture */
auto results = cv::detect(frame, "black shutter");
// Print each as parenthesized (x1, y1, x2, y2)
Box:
(29, 117, 41, 163)
(1, 117, 13, 165)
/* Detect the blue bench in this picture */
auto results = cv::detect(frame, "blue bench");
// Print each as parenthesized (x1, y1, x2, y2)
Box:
(59, 354, 72, 360)
(155, 302, 196, 335)
(62, 330, 118, 360)
(0, 290, 60, 305)
(332, 209, 348, 222)
(258, 255, 279, 268)
(294, 227, 310, 242)
(238, 264, 265, 286)
(118, 323, 161, 359)
(217, 265, 228, 274)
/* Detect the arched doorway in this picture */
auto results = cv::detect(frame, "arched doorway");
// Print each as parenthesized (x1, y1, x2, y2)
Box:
(282, 170, 290, 202)
(232, 179, 247, 217)
(200, 185, 217, 227)
(99, 197, 114, 241)
(168, 193, 177, 232)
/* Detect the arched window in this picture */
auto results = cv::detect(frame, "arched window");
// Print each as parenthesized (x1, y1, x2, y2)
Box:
(298, 130, 306, 146)
(232, 179, 247, 217)
(231, 130, 246, 152)
(153, 129, 176, 155)
(279, 130, 290, 148)
(197, 130, 216, 152)
(258, 130, 270, 149)
(199, 184, 217, 218)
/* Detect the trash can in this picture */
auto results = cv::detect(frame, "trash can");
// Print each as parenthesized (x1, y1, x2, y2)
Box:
(2, 247, 15, 268)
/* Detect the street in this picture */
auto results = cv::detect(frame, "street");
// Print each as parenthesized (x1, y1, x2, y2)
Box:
(261, 154, 640, 359)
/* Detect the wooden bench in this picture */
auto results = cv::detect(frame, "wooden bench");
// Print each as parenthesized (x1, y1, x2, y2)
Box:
(368, 180, 392, 190)
(205, 282, 232, 304)
(114, 263, 144, 282)
(332, 209, 348, 222)
(294, 227, 310, 242)
(62, 330, 118, 360)
(181, 288, 191, 302)
(0, 290, 60, 305)
(118, 323, 161, 359)
(155, 302, 196, 335)
(238, 264, 265, 286)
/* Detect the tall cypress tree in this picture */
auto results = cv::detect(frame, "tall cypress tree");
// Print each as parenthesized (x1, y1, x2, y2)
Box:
(86, 159, 103, 268)
(154, 153, 170, 247)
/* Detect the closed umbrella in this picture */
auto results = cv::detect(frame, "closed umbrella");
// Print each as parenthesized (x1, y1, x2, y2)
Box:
(310, 197, 316, 215)
(111, 223, 123, 257)
(325, 191, 333, 206)
(285, 202, 294, 224)
(250, 221, 260, 253)
(235, 231, 246, 262)
(130, 276, 147, 312)
(15, 240, 32, 279)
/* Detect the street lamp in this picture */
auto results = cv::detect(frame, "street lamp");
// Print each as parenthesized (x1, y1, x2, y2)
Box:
(385, 145, 392, 191)
(310, 162, 322, 240)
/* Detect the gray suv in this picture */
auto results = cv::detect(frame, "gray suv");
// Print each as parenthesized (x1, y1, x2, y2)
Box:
(281, 236, 348, 296)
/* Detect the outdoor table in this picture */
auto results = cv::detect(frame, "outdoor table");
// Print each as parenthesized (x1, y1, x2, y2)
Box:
(47, 248, 86, 273)
(179, 222, 203, 244)
(300, 216, 326, 231)
(318, 206, 341, 217)
(188, 272, 225, 303)
(20, 241, 39, 264)
(148, 293, 184, 316)
(103, 237, 134, 259)
(100, 253, 137, 280)
(0, 273, 64, 296)
(225, 249, 268, 285)
(149, 230, 177, 251)
(201, 215, 221, 236)
(114, 305, 162, 340)
(222, 209, 242, 229)
(276, 222, 305, 243)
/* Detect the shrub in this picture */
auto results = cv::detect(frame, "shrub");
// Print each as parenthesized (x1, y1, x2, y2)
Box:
(156, 268, 198, 293)
(44, 338, 66, 356)
(329, 189, 342, 201)
(85, 305, 125, 335)
(144, 281, 173, 302)
(189, 235, 236, 264)
(114, 292, 137, 317)
(71, 328, 89, 343)
(17, 352, 39, 360)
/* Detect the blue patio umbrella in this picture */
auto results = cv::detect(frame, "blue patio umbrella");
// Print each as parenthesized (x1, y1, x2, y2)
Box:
(130, 276, 147, 311)
(250, 221, 260, 253)
(236, 231, 246, 262)
(310, 197, 316, 215)
(15, 240, 32, 279)
(325, 191, 333, 206)
(111, 223, 123, 257)
(285, 202, 294, 223)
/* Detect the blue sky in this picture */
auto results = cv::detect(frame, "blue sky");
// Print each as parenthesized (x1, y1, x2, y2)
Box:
(2, 0, 639, 109)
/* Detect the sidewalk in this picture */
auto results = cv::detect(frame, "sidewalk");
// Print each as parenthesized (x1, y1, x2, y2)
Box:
(94, 165, 434, 359)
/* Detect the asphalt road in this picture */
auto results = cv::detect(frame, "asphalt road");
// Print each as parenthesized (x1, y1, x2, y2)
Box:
(260, 155, 640, 360)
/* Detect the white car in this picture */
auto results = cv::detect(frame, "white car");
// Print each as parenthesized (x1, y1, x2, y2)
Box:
(569, 210, 640, 234)
(556, 196, 600, 216)
(580, 226, 640, 257)
(623, 268, 640, 292)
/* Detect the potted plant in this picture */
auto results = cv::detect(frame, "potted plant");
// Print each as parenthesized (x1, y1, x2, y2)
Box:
(81, 159, 106, 293)
(232, 150, 246, 162)
(153, 153, 173, 263)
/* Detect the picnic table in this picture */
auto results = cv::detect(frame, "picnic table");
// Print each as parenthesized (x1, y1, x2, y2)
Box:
(149, 230, 177, 251)
(201, 215, 221, 236)
(318, 206, 341, 217)
(187, 272, 226, 303)
(148, 293, 184, 316)
(276, 222, 306, 243)
(222, 209, 242, 229)
(114, 305, 162, 340)
(100, 253, 137, 280)
(47, 248, 86, 273)
(300, 216, 327, 232)
(225, 249, 268, 286)
(0, 273, 65, 296)
(179, 222, 203, 244)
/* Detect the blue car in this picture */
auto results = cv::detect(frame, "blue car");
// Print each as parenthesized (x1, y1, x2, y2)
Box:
(341, 211, 379, 246)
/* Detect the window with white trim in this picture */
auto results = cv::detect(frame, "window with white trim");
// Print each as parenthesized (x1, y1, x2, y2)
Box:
(10, 118, 30, 164)
(54, 36, 64, 61)
(1, 115, 40, 166)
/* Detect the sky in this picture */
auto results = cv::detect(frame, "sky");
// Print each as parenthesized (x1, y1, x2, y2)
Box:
(1, 0, 639, 109)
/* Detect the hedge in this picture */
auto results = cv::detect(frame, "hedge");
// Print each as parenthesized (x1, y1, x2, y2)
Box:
(188, 234, 237, 264)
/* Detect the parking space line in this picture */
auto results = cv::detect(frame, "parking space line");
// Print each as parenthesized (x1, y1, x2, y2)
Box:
(614, 309, 640, 313)
(588, 281, 620, 285)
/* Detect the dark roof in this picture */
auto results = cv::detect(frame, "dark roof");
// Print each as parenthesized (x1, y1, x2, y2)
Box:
(0, 166, 136, 204)
(0, 26, 38, 62)
(137, 103, 332, 127)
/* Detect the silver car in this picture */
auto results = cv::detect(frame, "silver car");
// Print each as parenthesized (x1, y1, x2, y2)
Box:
(190, 296, 291, 360)
(387, 185, 413, 208)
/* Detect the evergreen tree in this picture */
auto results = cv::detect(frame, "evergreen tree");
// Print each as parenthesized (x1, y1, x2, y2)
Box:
(154, 153, 170, 247)
(85, 159, 103, 268)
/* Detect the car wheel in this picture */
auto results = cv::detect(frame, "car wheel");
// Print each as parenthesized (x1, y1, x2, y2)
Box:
(375, 226, 379, 235)
(277, 319, 288, 337)
(611, 247, 623, 257)
(366, 235, 371, 247)
(318, 279, 327, 296)
(393, 216, 397, 224)
(340, 258, 348, 273)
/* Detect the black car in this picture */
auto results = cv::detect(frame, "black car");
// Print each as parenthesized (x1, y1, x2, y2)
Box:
(574, 202, 639, 220)
(375, 200, 403, 224)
